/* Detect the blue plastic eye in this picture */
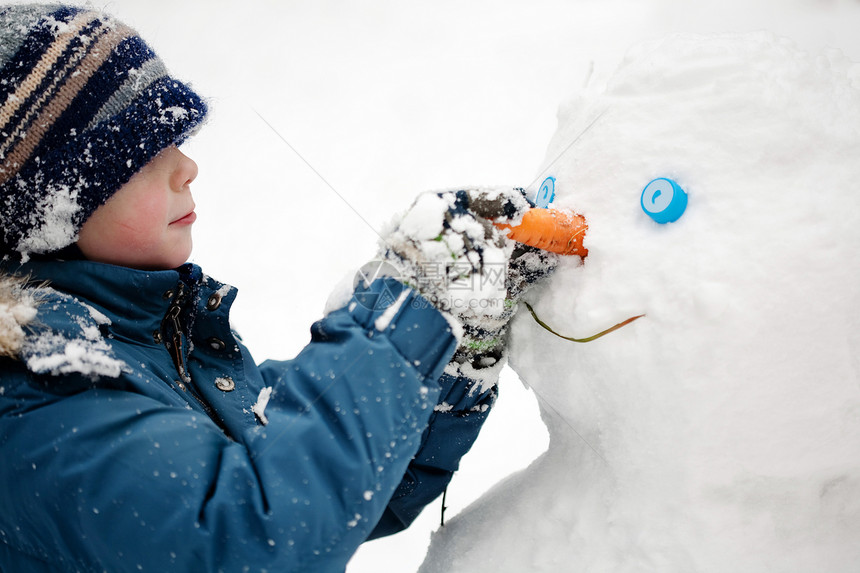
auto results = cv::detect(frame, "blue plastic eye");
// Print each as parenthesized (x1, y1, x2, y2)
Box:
(641, 178, 687, 223)
(535, 176, 556, 208)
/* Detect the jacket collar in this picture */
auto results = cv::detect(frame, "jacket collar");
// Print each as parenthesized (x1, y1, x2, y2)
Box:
(3, 259, 210, 344)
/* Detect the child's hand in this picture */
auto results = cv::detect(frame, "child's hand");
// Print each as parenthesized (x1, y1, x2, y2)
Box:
(379, 188, 558, 368)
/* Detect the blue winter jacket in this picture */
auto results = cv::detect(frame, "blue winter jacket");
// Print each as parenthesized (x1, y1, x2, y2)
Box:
(0, 259, 496, 572)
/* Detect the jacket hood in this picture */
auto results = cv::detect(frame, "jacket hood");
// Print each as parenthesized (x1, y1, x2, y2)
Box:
(0, 264, 125, 377)
(0, 271, 38, 359)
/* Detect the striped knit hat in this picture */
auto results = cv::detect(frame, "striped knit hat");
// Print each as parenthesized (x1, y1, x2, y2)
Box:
(0, 4, 208, 256)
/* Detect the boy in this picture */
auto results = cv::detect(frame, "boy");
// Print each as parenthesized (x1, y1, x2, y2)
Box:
(0, 4, 554, 572)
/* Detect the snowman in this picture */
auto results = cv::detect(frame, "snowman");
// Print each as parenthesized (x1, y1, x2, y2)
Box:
(421, 32, 860, 572)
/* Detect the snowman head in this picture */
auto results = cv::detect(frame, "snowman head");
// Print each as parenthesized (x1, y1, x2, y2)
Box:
(508, 32, 860, 564)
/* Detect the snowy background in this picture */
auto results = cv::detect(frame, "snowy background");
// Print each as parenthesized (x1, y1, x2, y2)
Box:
(11, 0, 860, 571)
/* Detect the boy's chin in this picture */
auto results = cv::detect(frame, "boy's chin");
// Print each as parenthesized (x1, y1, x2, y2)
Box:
(78, 245, 192, 271)
(144, 251, 192, 271)
(137, 239, 193, 270)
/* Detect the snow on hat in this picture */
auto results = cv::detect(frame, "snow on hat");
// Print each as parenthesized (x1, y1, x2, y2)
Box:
(0, 4, 208, 256)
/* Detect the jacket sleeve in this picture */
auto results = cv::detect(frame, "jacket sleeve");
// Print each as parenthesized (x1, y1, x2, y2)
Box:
(367, 364, 498, 539)
(0, 278, 456, 573)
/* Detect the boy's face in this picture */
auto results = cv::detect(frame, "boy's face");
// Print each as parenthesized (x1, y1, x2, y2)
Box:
(77, 146, 199, 270)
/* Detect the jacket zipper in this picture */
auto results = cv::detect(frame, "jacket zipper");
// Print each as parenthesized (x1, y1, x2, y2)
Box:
(162, 283, 215, 418)
(166, 304, 191, 385)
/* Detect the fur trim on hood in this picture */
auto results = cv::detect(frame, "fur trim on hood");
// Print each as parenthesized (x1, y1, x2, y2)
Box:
(0, 272, 39, 359)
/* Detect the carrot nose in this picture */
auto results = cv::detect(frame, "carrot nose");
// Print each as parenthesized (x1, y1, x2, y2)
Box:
(494, 208, 588, 258)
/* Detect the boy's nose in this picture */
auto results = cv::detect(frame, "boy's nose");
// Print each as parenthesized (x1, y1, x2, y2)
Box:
(170, 148, 198, 191)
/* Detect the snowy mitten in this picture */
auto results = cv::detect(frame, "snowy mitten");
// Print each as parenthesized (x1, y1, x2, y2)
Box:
(380, 187, 553, 370)
(449, 243, 559, 374)
(506, 244, 559, 303)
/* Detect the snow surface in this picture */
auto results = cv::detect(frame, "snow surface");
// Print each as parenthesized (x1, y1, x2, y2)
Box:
(9, 0, 860, 571)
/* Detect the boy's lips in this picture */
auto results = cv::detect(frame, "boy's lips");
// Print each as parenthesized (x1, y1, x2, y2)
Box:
(170, 211, 197, 225)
